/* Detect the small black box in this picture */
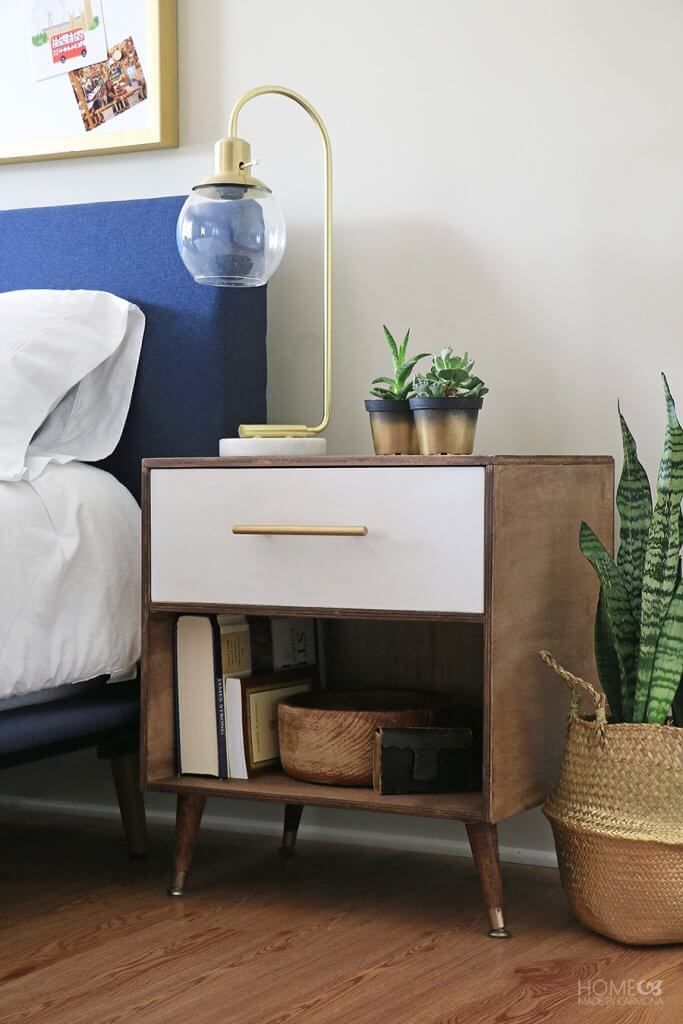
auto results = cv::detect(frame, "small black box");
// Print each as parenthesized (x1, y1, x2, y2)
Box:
(373, 726, 474, 795)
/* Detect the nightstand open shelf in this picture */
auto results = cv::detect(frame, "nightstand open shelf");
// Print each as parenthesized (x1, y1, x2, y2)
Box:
(143, 611, 486, 813)
(142, 455, 613, 936)
(148, 771, 485, 821)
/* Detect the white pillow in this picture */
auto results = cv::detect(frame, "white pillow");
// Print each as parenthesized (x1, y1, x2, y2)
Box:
(0, 289, 144, 482)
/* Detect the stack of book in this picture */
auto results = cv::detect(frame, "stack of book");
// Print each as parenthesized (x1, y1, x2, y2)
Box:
(174, 615, 316, 780)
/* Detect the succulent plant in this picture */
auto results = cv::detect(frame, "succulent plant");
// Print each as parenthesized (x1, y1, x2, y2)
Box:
(369, 326, 429, 401)
(412, 348, 489, 399)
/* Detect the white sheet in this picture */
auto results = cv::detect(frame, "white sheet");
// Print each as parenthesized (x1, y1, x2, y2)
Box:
(0, 289, 144, 482)
(0, 462, 140, 702)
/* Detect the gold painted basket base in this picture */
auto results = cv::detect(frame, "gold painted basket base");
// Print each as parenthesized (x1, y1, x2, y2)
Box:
(548, 817, 683, 945)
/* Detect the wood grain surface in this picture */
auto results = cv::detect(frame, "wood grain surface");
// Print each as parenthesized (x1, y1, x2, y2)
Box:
(486, 462, 614, 821)
(0, 809, 679, 1024)
(142, 613, 175, 784)
(321, 619, 484, 706)
(148, 772, 485, 821)
(142, 455, 614, 469)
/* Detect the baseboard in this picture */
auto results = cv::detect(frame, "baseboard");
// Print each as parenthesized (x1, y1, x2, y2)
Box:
(0, 793, 558, 868)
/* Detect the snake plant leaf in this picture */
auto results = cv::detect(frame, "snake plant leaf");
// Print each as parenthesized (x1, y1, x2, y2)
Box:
(635, 495, 681, 721)
(657, 373, 683, 498)
(647, 576, 683, 723)
(672, 677, 683, 726)
(635, 377, 683, 721)
(616, 407, 652, 629)
(594, 588, 623, 721)
(580, 522, 638, 712)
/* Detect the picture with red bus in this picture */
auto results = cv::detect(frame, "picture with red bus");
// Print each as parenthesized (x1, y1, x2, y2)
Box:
(51, 29, 87, 65)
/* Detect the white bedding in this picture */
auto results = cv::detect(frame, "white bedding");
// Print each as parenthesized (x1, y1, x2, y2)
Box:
(0, 289, 144, 483)
(0, 456, 141, 703)
(0, 289, 144, 703)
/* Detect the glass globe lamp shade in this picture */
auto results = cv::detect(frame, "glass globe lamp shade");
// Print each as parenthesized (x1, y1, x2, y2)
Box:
(177, 184, 286, 287)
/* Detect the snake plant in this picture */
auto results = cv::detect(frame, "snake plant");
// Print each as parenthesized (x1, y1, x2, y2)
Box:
(580, 374, 683, 724)
(412, 348, 489, 399)
(369, 326, 429, 400)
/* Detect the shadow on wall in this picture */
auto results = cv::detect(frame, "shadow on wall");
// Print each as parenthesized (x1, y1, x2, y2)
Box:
(265, 220, 577, 456)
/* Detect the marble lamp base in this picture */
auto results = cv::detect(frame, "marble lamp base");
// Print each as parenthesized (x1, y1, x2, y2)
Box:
(219, 437, 328, 457)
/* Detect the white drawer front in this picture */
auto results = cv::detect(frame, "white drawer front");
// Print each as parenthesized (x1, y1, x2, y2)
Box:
(150, 467, 486, 613)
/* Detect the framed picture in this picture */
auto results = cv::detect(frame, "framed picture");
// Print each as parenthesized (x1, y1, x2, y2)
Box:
(0, 0, 177, 164)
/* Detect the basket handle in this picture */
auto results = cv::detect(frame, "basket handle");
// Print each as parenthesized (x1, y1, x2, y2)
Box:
(539, 650, 607, 733)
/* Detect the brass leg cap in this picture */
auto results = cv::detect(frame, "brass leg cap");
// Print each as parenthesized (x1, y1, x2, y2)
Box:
(487, 907, 511, 938)
(167, 870, 188, 897)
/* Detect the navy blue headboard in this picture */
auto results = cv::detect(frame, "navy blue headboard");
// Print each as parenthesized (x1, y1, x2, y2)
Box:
(0, 195, 267, 500)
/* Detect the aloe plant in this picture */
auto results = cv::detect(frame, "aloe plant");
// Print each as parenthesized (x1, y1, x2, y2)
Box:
(581, 374, 683, 724)
(369, 326, 429, 400)
(412, 348, 489, 399)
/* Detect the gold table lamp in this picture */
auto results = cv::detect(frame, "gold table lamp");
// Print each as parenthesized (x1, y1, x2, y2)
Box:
(177, 86, 332, 452)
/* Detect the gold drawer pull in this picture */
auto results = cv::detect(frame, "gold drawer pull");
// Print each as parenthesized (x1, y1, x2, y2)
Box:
(232, 524, 368, 537)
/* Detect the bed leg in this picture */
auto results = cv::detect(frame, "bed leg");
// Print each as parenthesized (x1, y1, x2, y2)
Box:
(279, 803, 304, 858)
(168, 794, 206, 896)
(109, 751, 147, 860)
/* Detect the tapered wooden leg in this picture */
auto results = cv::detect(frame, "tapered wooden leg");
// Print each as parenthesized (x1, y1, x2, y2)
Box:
(279, 803, 304, 858)
(168, 794, 206, 897)
(109, 751, 147, 860)
(465, 822, 511, 938)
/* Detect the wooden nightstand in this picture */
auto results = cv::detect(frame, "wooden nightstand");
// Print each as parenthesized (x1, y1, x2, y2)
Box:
(141, 455, 613, 937)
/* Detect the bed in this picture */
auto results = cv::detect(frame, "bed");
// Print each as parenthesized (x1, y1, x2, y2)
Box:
(0, 195, 267, 855)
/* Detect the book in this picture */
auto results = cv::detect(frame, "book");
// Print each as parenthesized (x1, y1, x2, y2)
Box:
(174, 615, 227, 778)
(174, 615, 316, 780)
(225, 670, 315, 779)
(218, 616, 317, 678)
(372, 726, 473, 795)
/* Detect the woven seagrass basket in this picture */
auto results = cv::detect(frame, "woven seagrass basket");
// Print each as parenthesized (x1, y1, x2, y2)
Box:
(540, 652, 683, 946)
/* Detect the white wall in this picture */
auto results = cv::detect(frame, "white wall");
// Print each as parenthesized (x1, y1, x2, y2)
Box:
(2, 0, 682, 864)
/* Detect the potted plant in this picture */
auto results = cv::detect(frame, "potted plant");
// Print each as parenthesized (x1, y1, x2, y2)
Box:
(409, 348, 488, 455)
(540, 374, 683, 945)
(365, 326, 428, 455)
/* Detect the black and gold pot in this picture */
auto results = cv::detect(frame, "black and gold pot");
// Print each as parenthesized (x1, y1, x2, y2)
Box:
(364, 399, 419, 455)
(409, 396, 483, 455)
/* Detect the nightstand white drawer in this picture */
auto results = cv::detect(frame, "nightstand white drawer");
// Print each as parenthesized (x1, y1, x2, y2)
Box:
(150, 467, 486, 613)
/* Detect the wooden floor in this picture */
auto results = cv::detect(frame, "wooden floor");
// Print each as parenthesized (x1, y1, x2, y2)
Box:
(0, 810, 680, 1024)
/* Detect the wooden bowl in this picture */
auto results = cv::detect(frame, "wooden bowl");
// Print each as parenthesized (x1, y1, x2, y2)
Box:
(278, 689, 444, 787)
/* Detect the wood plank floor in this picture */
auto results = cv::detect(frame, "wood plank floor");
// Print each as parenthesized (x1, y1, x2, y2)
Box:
(0, 809, 680, 1023)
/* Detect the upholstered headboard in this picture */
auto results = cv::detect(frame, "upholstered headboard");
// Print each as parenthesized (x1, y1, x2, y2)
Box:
(0, 195, 267, 500)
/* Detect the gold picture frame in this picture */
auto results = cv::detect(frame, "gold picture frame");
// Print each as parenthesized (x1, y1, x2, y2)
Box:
(0, 0, 177, 164)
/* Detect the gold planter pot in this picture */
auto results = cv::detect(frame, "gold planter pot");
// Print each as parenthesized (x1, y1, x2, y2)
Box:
(365, 399, 419, 455)
(409, 397, 483, 455)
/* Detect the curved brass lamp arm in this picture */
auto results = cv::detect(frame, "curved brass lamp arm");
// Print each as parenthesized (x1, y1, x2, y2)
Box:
(230, 86, 332, 438)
